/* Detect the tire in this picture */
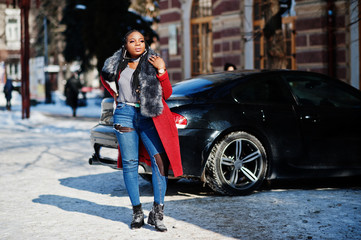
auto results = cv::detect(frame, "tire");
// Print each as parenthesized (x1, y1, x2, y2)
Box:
(205, 131, 268, 196)
(140, 173, 152, 182)
(139, 173, 179, 184)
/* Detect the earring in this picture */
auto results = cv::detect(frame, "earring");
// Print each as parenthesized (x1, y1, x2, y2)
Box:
(123, 49, 128, 59)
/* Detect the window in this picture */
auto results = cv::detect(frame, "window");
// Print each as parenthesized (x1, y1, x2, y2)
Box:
(5, 9, 21, 50)
(253, 0, 296, 69)
(286, 75, 361, 108)
(191, 0, 213, 76)
(168, 25, 178, 55)
(232, 75, 290, 104)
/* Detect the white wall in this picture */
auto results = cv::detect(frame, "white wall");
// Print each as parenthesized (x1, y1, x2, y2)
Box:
(181, 0, 192, 79)
(244, 0, 254, 69)
(350, 1, 359, 89)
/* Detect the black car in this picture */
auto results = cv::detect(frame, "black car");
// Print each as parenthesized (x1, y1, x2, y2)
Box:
(89, 70, 361, 195)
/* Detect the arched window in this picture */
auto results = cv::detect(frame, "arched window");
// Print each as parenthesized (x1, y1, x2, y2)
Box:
(191, 0, 213, 75)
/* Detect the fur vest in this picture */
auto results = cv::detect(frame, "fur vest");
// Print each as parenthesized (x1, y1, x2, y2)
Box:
(101, 48, 163, 118)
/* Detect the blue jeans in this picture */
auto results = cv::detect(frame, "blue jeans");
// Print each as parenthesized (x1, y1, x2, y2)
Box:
(113, 103, 167, 206)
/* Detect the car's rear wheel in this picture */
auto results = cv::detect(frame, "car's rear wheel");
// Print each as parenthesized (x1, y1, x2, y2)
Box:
(139, 173, 152, 182)
(139, 173, 179, 184)
(205, 131, 268, 195)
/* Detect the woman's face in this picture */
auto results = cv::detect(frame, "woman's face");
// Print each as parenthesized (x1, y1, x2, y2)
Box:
(126, 31, 146, 58)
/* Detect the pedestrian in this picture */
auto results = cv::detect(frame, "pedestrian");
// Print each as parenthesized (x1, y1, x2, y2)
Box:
(224, 62, 237, 71)
(100, 29, 183, 231)
(64, 72, 82, 117)
(3, 78, 13, 111)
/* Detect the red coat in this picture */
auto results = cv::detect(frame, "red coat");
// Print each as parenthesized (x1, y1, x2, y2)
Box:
(100, 71, 183, 177)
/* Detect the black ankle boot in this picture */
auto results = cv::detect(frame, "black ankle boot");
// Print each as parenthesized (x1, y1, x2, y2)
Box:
(131, 204, 144, 229)
(147, 202, 167, 232)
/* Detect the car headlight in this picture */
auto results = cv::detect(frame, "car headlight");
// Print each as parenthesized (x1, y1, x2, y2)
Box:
(99, 98, 114, 125)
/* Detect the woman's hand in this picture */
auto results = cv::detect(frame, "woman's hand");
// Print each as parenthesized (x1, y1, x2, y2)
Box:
(113, 92, 118, 104)
(148, 55, 166, 75)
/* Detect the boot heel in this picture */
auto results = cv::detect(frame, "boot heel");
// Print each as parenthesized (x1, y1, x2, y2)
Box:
(131, 204, 144, 229)
(147, 208, 155, 226)
(150, 202, 167, 232)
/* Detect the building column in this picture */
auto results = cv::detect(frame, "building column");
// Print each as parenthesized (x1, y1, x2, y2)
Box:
(350, 0, 359, 89)
(181, 0, 192, 79)
(244, 0, 254, 69)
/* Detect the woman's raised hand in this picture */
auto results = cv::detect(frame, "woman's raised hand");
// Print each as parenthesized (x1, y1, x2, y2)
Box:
(148, 55, 166, 75)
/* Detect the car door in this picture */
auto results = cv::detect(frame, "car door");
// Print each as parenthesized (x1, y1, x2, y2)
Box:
(230, 73, 304, 169)
(283, 72, 361, 168)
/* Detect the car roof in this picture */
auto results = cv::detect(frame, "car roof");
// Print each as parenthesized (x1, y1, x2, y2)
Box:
(177, 69, 294, 83)
(171, 69, 288, 97)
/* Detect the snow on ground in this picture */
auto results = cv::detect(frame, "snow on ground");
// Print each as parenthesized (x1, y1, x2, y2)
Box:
(1, 90, 361, 240)
(0, 89, 103, 139)
(0, 88, 102, 122)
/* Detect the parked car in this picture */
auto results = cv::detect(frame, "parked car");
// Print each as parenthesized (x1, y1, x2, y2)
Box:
(89, 70, 361, 195)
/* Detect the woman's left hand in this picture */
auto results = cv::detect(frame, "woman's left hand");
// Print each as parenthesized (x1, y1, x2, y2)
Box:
(148, 55, 166, 74)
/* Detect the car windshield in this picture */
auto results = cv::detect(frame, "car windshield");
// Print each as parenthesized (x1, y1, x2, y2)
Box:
(171, 72, 242, 97)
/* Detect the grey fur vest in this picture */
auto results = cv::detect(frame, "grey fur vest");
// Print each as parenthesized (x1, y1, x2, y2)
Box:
(101, 48, 163, 118)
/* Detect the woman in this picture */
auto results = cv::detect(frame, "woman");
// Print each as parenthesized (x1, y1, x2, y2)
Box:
(101, 30, 183, 232)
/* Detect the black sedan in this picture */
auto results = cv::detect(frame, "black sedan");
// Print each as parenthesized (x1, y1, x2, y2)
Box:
(89, 70, 361, 195)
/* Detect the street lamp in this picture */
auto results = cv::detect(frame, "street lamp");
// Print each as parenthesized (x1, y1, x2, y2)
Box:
(43, 15, 52, 103)
(19, 0, 31, 119)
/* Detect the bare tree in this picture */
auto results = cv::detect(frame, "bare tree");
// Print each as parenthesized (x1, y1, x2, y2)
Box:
(131, 0, 159, 19)
(262, 0, 287, 69)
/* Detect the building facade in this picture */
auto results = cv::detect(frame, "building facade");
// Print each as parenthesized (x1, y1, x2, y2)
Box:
(158, 0, 360, 89)
(0, 5, 21, 82)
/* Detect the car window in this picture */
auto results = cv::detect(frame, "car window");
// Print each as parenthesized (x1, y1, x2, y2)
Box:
(231, 75, 290, 104)
(285, 74, 361, 108)
(172, 78, 214, 97)
(172, 72, 241, 97)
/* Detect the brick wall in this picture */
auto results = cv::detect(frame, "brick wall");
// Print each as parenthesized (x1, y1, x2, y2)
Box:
(159, 0, 245, 81)
(158, 0, 182, 83)
(212, 0, 243, 72)
(295, 0, 349, 81)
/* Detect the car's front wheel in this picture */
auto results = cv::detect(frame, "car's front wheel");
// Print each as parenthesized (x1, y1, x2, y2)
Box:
(205, 131, 268, 195)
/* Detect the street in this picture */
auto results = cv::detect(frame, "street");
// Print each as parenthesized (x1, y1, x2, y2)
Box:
(1, 109, 361, 240)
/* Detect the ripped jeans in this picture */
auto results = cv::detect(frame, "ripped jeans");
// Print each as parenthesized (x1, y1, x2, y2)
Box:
(113, 103, 168, 206)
